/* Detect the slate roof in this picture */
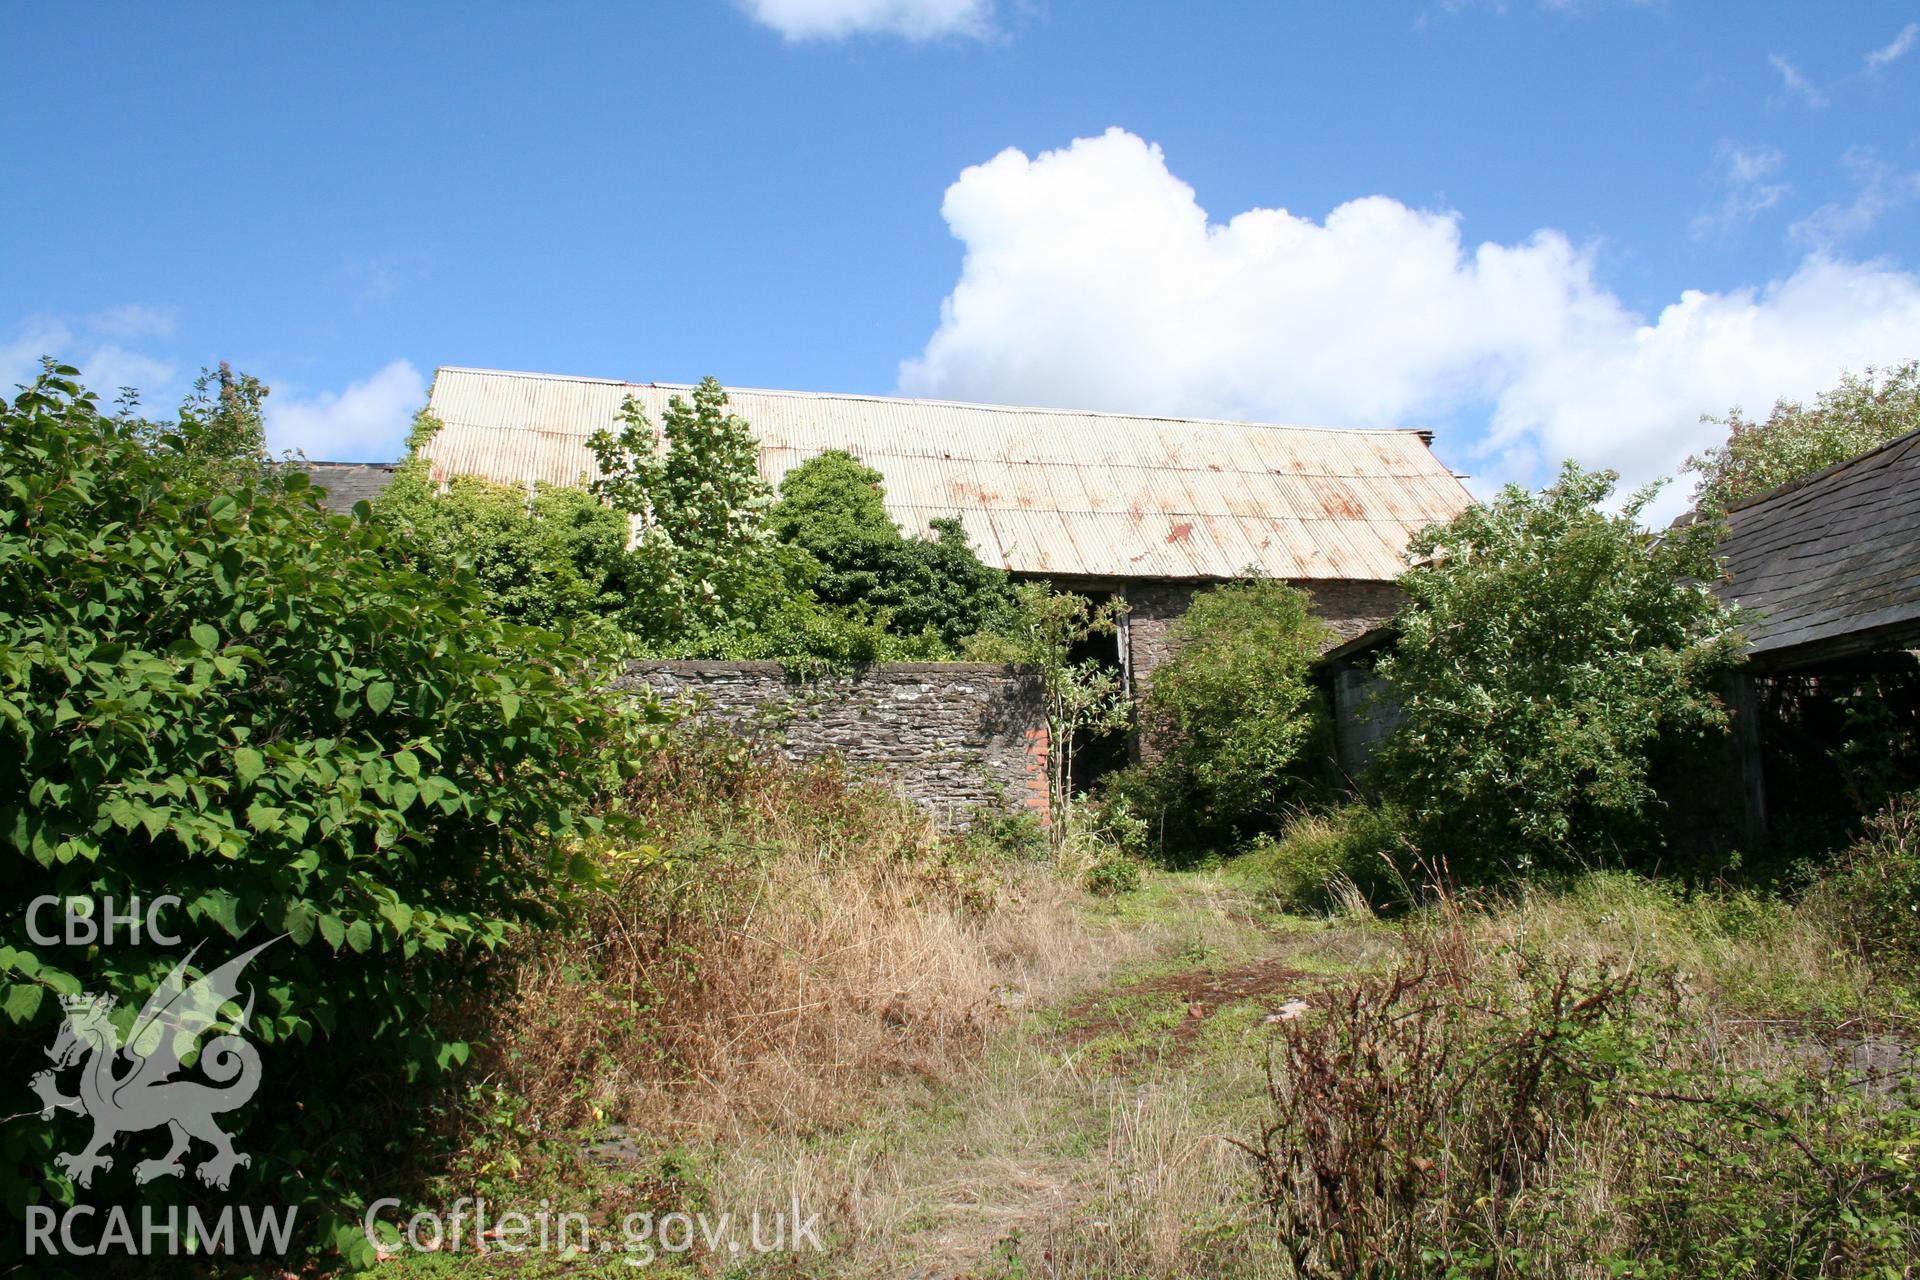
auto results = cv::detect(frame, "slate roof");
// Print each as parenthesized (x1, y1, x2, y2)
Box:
(1719, 428, 1920, 669)
(296, 462, 400, 514)
(417, 366, 1473, 582)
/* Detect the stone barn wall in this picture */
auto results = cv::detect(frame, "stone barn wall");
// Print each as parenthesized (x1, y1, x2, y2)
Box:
(620, 661, 1048, 823)
(1325, 659, 1406, 782)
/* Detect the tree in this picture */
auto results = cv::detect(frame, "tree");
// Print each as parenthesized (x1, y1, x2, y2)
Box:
(769, 450, 1016, 651)
(1142, 580, 1330, 835)
(1684, 361, 1919, 515)
(965, 585, 1130, 847)
(587, 377, 776, 646)
(1375, 462, 1740, 876)
(0, 364, 661, 1261)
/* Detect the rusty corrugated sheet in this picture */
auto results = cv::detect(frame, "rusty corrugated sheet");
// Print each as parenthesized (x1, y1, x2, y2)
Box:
(420, 366, 1474, 581)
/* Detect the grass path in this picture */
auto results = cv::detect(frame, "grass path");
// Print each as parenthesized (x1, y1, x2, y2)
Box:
(801, 873, 1387, 1278)
(367, 874, 1386, 1279)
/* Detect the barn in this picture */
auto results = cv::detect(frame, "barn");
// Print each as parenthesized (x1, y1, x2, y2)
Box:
(1714, 426, 1920, 844)
(406, 365, 1475, 696)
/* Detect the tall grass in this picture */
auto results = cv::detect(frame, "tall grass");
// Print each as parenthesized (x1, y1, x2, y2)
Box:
(462, 736, 1119, 1154)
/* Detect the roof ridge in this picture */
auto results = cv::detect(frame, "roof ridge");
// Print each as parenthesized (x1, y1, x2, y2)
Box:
(432, 365, 1434, 438)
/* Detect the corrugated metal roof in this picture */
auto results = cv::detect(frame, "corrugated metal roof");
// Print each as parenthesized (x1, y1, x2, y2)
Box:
(420, 366, 1474, 581)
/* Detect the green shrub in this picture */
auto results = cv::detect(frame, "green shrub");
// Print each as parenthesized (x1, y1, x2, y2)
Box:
(769, 450, 1015, 652)
(1137, 580, 1330, 843)
(1228, 803, 1415, 914)
(1376, 461, 1740, 879)
(374, 416, 635, 652)
(0, 366, 662, 1262)
(1082, 850, 1143, 897)
(1063, 790, 1149, 897)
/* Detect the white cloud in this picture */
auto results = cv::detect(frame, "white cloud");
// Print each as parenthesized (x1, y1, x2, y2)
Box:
(899, 128, 1920, 521)
(1769, 53, 1829, 107)
(81, 346, 179, 403)
(0, 317, 74, 394)
(0, 314, 178, 408)
(265, 360, 426, 460)
(86, 303, 177, 341)
(1791, 147, 1920, 248)
(1866, 21, 1919, 72)
(1689, 142, 1790, 242)
(739, 0, 992, 41)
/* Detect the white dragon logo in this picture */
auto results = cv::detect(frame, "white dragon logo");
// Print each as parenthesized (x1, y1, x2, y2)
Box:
(29, 938, 278, 1191)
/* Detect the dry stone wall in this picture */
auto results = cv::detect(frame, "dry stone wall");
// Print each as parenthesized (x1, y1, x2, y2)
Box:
(620, 661, 1048, 823)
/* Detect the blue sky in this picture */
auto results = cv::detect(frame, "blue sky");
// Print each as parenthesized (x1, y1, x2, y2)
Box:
(5, 1, 1919, 514)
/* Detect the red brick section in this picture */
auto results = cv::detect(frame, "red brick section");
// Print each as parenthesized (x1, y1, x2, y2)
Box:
(1023, 723, 1051, 818)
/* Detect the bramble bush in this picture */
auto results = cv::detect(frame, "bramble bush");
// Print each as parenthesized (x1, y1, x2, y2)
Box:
(0, 365, 665, 1264)
(1375, 462, 1741, 878)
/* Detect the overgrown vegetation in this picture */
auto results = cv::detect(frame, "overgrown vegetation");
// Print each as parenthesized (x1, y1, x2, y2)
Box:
(376, 381, 1018, 670)
(1806, 789, 1920, 991)
(1374, 461, 1741, 879)
(964, 584, 1131, 843)
(375, 413, 636, 651)
(1226, 802, 1415, 915)
(1116, 580, 1331, 856)
(1685, 359, 1920, 515)
(0, 364, 663, 1264)
(1239, 897, 1920, 1278)
(9, 352, 1919, 1278)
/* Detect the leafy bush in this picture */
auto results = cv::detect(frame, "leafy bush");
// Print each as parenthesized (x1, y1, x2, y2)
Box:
(1228, 803, 1415, 914)
(1136, 580, 1330, 842)
(1685, 360, 1919, 515)
(374, 413, 635, 652)
(1058, 790, 1150, 896)
(769, 449, 1015, 652)
(1376, 462, 1741, 878)
(0, 367, 661, 1262)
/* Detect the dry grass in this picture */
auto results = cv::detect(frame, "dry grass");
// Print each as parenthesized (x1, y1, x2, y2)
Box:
(1227, 874, 1920, 1279)
(704, 1016, 1280, 1278)
(480, 739, 1159, 1147)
